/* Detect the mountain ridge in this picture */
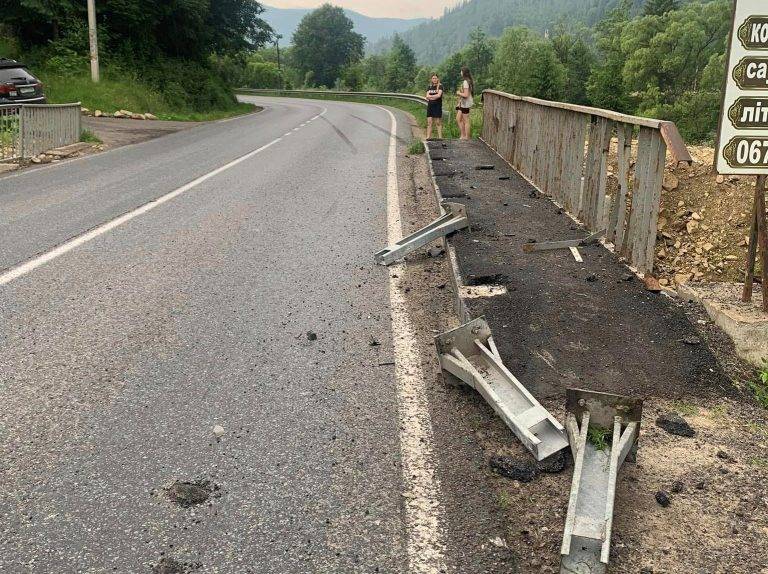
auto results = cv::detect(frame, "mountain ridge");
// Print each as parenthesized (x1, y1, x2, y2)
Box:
(262, 5, 429, 46)
(373, 0, 649, 64)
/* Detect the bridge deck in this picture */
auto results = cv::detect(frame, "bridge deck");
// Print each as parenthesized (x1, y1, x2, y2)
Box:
(428, 139, 735, 403)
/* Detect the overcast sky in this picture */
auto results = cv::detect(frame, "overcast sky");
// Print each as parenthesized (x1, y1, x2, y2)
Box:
(265, 1, 459, 19)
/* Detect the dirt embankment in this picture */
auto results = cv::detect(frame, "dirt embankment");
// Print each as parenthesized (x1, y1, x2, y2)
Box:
(652, 145, 759, 287)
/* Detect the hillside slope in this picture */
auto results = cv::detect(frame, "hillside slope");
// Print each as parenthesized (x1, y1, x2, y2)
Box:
(377, 0, 646, 64)
(262, 5, 428, 45)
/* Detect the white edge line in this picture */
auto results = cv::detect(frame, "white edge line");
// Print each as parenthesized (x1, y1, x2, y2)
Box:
(375, 104, 448, 573)
(0, 108, 327, 286)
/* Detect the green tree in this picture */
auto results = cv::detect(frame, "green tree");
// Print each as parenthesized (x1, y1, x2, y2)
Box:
(384, 35, 417, 92)
(551, 28, 595, 104)
(464, 27, 495, 91)
(643, 0, 680, 16)
(587, 1, 634, 113)
(291, 4, 364, 87)
(491, 27, 566, 100)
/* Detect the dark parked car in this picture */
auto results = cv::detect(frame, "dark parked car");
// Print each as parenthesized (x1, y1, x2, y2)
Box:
(0, 59, 46, 104)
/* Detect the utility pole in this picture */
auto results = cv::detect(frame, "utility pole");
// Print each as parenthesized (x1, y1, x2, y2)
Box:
(274, 34, 283, 88)
(87, 0, 100, 82)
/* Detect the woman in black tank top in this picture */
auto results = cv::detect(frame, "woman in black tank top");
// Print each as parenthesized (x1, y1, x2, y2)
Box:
(426, 73, 444, 140)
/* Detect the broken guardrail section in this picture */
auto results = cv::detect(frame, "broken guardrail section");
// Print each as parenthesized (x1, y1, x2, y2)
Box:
(375, 202, 468, 266)
(560, 389, 643, 574)
(434, 317, 569, 461)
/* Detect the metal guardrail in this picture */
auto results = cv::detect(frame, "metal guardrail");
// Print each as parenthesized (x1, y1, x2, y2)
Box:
(0, 102, 82, 162)
(237, 88, 428, 106)
(481, 89, 692, 274)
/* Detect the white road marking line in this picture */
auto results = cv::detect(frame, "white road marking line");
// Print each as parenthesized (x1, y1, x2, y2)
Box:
(377, 105, 448, 573)
(0, 108, 329, 286)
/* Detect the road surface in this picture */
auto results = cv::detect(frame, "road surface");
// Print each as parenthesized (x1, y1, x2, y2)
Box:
(0, 97, 512, 573)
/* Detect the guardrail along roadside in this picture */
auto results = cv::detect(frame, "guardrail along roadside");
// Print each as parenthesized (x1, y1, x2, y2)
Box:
(0, 102, 82, 162)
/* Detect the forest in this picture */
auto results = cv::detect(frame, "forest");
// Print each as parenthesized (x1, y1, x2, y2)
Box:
(247, 0, 729, 143)
(0, 0, 274, 118)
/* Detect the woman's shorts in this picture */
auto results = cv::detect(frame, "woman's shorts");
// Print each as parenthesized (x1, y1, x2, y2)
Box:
(427, 105, 443, 118)
(456, 106, 471, 115)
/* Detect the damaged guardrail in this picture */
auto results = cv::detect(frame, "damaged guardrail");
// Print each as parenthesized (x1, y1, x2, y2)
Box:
(375, 202, 468, 266)
(481, 89, 692, 273)
(435, 317, 569, 461)
(236, 88, 428, 106)
(560, 389, 643, 574)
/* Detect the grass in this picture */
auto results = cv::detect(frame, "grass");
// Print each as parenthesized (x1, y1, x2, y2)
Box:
(498, 489, 513, 510)
(79, 129, 101, 144)
(670, 401, 700, 417)
(237, 89, 484, 139)
(408, 139, 425, 154)
(43, 73, 258, 122)
(747, 457, 768, 468)
(749, 363, 768, 409)
(587, 426, 613, 451)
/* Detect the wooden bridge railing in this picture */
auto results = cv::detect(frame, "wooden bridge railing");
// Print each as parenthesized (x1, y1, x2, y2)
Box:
(481, 89, 692, 274)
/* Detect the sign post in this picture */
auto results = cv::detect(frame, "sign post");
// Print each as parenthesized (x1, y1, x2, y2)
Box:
(717, 0, 768, 312)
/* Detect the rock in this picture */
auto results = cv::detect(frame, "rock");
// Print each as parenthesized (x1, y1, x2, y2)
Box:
(659, 278, 670, 286)
(691, 212, 702, 221)
(94, 110, 103, 117)
(675, 273, 692, 285)
(671, 480, 684, 493)
(536, 451, 567, 474)
(644, 275, 662, 292)
(703, 242, 714, 251)
(586, 274, 598, 283)
(655, 490, 671, 507)
(145, 113, 158, 120)
(656, 412, 696, 437)
(715, 174, 725, 184)
(113, 111, 126, 118)
(663, 174, 679, 191)
(166, 481, 210, 508)
(686, 220, 699, 234)
(213, 425, 225, 438)
(428, 247, 445, 258)
(306, 331, 318, 341)
(490, 456, 538, 482)
(717, 450, 734, 462)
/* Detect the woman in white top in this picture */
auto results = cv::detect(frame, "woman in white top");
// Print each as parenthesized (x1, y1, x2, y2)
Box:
(455, 66, 474, 140)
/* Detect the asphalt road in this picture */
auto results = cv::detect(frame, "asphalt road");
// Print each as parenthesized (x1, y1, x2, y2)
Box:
(0, 97, 512, 574)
